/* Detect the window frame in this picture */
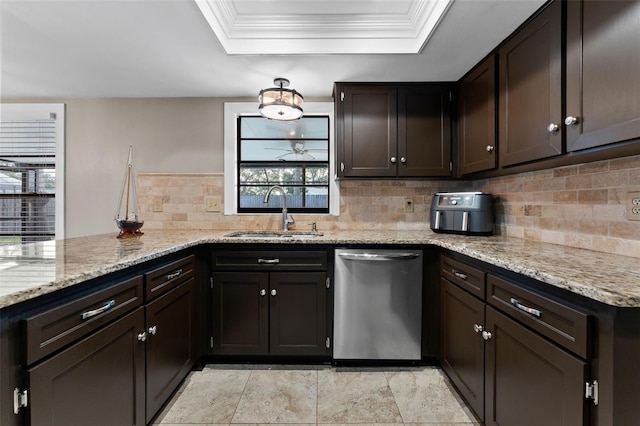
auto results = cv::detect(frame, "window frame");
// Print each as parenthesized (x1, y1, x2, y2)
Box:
(224, 102, 339, 216)
(0, 103, 65, 242)
(236, 115, 330, 214)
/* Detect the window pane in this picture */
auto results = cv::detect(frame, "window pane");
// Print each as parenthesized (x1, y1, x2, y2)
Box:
(240, 116, 328, 139)
(239, 186, 328, 209)
(240, 139, 328, 161)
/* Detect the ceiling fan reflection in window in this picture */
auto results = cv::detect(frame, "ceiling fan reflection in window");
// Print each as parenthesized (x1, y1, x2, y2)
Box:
(264, 140, 328, 161)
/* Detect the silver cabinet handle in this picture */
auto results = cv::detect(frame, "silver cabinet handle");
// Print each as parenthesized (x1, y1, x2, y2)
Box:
(81, 300, 115, 320)
(547, 123, 559, 133)
(148, 326, 157, 335)
(510, 298, 542, 317)
(473, 323, 483, 333)
(453, 271, 468, 280)
(271, 289, 277, 296)
(258, 258, 280, 264)
(486, 145, 494, 152)
(564, 116, 579, 126)
(482, 331, 492, 341)
(260, 289, 266, 296)
(400, 157, 406, 164)
(166, 269, 183, 281)
(137, 332, 147, 342)
(390, 156, 397, 164)
(462, 211, 469, 232)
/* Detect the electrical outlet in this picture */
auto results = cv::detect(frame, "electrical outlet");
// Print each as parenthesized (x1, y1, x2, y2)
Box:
(405, 198, 414, 213)
(205, 196, 221, 213)
(152, 197, 163, 212)
(627, 191, 640, 221)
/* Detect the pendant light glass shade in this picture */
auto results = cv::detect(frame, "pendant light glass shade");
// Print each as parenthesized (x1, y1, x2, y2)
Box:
(258, 78, 303, 121)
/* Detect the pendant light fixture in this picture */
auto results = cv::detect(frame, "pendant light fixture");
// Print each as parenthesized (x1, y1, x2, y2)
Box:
(258, 78, 303, 121)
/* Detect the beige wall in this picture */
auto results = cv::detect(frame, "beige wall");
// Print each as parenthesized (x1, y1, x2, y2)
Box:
(4, 97, 243, 237)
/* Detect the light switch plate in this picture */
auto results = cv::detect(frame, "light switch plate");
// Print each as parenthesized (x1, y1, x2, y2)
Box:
(152, 197, 163, 212)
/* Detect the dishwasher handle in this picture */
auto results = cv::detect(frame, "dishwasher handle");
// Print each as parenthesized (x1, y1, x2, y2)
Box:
(338, 252, 420, 261)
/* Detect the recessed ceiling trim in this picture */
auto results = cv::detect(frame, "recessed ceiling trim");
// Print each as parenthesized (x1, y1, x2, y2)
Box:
(193, 0, 453, 54)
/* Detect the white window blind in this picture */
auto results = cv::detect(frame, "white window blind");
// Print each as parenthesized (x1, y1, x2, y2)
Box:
(0, 104, 64, 245)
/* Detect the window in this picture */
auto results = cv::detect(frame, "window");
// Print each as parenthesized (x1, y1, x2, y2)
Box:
(0, 104, 65, 244)
(238, 116, 329, 213)
(224, 102, 338, 215)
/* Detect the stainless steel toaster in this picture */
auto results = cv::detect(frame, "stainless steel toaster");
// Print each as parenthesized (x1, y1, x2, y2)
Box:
(430, 192, 494, 235)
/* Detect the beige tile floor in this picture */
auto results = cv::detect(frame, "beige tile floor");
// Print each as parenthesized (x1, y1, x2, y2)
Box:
(153, 365, 481, 426)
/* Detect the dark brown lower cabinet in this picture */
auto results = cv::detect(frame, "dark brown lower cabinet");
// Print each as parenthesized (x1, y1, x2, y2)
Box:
(211, 272, 269, 355)
(440, 278, 485, 419)
(269, 272, 327, 356)
(440, 254, 590, 425)
(211, 271, 329, 356)
(484, 306, 587, 426)
(27, 308, 145, 426)
(145, 279, 196, 421)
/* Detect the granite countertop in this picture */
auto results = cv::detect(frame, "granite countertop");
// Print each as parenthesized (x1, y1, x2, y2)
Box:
(1, 229, 639, 310)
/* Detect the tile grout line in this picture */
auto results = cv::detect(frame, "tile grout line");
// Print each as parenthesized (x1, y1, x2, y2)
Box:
(228, 364, 255, 425)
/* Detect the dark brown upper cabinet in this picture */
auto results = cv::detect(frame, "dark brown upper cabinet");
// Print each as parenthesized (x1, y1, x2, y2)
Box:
(335, 82, 453, 178)
(498, 0, 563, 167)
(565, 1, 640, 152)
(458, 55, 497, 175)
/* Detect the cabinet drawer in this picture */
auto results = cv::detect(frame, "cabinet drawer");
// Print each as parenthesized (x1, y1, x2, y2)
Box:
(212, 250, 327, 271)
(440, 255, 486, 299)
(145, 254, 195, 300)
(24, 275, 143, 365)
(487, 274, 590, 358)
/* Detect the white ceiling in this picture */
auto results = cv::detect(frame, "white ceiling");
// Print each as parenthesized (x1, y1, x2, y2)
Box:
(0, 0, 546, 99)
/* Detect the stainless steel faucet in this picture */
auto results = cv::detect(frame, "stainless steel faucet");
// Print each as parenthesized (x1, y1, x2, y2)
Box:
(263, 185, 295, 231)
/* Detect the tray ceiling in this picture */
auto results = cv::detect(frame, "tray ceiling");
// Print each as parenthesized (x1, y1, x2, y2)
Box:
(194, 0, 453, 54)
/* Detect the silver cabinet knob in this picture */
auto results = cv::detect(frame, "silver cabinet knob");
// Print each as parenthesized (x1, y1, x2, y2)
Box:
(473, 324, 483, 333)
(486, 145, 494, 152)
(271, 289, 277, 296)
(564, 116, 579, 126)
(390, 157, 397, 164)
(482, 330, 493, 341)
(400, 157, 406, 164)
(260, 289, 266, 296)
(547, 123, 559, 133)
(137, 332, 147, 342)
(148, 326, 157, 335)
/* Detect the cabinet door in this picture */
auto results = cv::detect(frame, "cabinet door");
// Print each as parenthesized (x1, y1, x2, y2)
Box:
(458, 55, 497, 175)
(338, 84, 398, 177)
(397, 85, 452, 177)
(484, 307, 587, 426)
(269, 272, 328, 356)
(440, 279, 486, 421)
(27, 308, 145, 426)
(211, 272, 268, 355)
(566, 1, 640, 151)
(145, 279, 196, 421)
(498, 1, 562, 167)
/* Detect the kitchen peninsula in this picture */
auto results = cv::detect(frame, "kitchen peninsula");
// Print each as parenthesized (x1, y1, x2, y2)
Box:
(1, 230, 639, 426)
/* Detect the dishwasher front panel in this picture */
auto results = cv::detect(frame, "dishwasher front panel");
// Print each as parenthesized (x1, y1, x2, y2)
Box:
(333, 248, 423, 360)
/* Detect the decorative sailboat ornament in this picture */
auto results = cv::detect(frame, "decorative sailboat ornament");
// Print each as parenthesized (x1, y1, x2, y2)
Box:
(115, 145, 144, 238)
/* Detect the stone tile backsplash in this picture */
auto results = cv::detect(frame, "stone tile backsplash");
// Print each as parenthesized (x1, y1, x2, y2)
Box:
(139, 154, 640, 258)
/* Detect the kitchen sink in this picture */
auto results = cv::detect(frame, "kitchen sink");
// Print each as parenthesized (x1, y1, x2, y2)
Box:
(224, 231, 323, 239)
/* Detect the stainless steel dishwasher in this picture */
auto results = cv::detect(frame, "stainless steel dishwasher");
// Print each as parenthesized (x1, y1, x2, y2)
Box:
(333, 248, 422, 360)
